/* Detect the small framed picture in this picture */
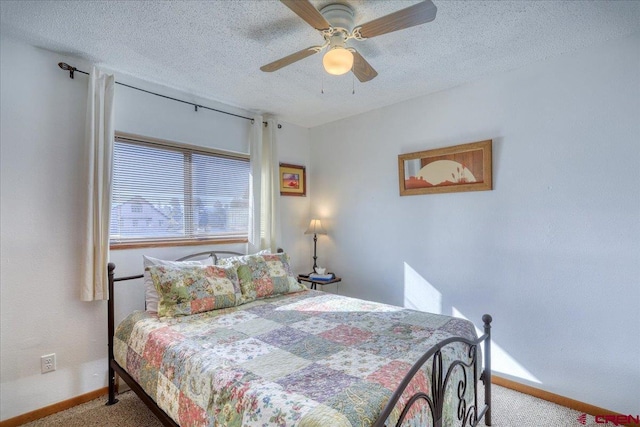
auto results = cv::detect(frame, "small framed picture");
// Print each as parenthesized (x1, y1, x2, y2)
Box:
(279, 163, 306, 196)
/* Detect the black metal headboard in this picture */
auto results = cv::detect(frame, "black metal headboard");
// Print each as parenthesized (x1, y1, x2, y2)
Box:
(175, 250, 244, 264)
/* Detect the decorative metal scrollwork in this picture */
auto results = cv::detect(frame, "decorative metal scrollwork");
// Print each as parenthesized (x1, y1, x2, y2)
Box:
(351, 26, 366, 40)
(371, 315, 492, 427)
(382, 341, 482, 427)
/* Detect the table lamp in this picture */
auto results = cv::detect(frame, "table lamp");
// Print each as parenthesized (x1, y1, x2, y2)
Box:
(304, 219, 327, 274)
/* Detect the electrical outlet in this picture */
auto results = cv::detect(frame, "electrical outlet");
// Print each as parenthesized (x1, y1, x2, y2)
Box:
(41, 353, 56, 374)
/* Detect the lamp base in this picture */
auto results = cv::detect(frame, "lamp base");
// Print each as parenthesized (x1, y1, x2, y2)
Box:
(311, 233, 319, 277)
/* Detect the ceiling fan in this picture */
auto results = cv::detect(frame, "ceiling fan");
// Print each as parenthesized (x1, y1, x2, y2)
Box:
(260, 0, 437, 82)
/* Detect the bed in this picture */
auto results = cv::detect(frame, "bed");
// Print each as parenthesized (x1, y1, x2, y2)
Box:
(106, 250, 492, 427)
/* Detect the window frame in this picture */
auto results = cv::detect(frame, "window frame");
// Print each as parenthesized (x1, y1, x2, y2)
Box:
(110, 132, 250, 250)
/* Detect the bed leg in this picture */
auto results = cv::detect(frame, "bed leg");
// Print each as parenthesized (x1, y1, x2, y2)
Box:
(482, 314, 492, 426)
(106, 365, 119, 405)
(106, 262, 119, 406)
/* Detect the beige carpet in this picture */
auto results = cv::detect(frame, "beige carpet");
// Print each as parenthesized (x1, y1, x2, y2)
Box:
(22, 385, 599, 426)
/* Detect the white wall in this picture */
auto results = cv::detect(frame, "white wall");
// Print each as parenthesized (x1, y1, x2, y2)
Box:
(1, 38, 102, 421)
(309, 32, 640, 414)
(275, 123, 313, 272)
(0, 37, 311, 421)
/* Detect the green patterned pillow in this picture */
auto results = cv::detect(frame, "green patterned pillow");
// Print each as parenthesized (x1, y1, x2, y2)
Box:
(148, 264, 241, 318)
(219, 252, 306, 304)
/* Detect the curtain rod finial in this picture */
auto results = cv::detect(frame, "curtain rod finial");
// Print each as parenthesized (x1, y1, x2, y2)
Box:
(58, 62, 76, 79)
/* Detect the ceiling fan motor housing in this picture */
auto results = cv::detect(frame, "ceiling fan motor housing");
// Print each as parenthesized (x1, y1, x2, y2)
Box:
(320, 3, 355, 33)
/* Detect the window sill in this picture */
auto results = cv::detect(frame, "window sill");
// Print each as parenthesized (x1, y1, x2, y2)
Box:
(110, 238, 248, 250)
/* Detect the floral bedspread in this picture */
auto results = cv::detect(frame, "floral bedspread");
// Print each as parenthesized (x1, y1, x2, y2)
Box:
(114, 290, 479, 427)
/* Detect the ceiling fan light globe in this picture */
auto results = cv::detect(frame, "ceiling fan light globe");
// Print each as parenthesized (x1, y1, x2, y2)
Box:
(322, 47, 354, 75)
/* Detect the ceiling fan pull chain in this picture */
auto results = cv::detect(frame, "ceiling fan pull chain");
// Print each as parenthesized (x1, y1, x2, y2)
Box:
(352, 74, 355, 95)
(321, 73, 325, 94)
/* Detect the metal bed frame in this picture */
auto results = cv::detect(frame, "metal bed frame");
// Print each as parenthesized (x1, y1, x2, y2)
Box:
(106, 251, 492, 427)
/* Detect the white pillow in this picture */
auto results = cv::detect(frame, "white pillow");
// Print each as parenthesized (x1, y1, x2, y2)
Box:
(143, 255, 213, 312)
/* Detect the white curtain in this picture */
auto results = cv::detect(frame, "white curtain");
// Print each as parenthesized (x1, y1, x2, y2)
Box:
(249, 115, 280, 253)
(248, 114, 263, 252)
(80, 67, 115, 301)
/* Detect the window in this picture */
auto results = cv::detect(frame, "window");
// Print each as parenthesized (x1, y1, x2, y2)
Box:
(110, 134, 250, 247)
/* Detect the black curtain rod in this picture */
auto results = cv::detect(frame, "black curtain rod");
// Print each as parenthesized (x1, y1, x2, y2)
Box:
(57, 62, 280, 127)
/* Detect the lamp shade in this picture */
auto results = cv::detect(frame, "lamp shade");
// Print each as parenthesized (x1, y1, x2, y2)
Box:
(304, 219, 327, 235)
(322, 47, 354, 76)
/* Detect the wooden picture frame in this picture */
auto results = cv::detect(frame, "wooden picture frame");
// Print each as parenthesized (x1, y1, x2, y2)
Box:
(279, 163, 306, 196)
(398, 140, 492, 196)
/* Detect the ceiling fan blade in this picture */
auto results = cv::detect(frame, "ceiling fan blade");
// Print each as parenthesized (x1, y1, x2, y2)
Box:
(356, 0, 437, 39)
(280, 0, 331, 30)
(351, 50, 378, 82)
(260, 47, 321, 72)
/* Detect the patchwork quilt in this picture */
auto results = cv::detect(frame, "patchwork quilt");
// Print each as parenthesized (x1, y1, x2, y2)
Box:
(114, 290, 479, 427)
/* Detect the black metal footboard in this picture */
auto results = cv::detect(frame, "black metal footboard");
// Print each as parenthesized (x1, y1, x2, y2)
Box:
(372, 314, 492, 427)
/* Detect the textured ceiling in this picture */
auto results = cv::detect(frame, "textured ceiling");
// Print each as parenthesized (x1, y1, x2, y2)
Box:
(1, 1, 639, 127)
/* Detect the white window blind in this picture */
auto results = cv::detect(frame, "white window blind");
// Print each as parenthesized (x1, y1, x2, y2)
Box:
(110, 135, 250, 245)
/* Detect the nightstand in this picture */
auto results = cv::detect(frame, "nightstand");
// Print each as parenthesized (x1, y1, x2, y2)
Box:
(297, 274, 342, 290)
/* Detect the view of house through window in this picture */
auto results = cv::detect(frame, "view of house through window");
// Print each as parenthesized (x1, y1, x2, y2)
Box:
(110, 135, 250, 245)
